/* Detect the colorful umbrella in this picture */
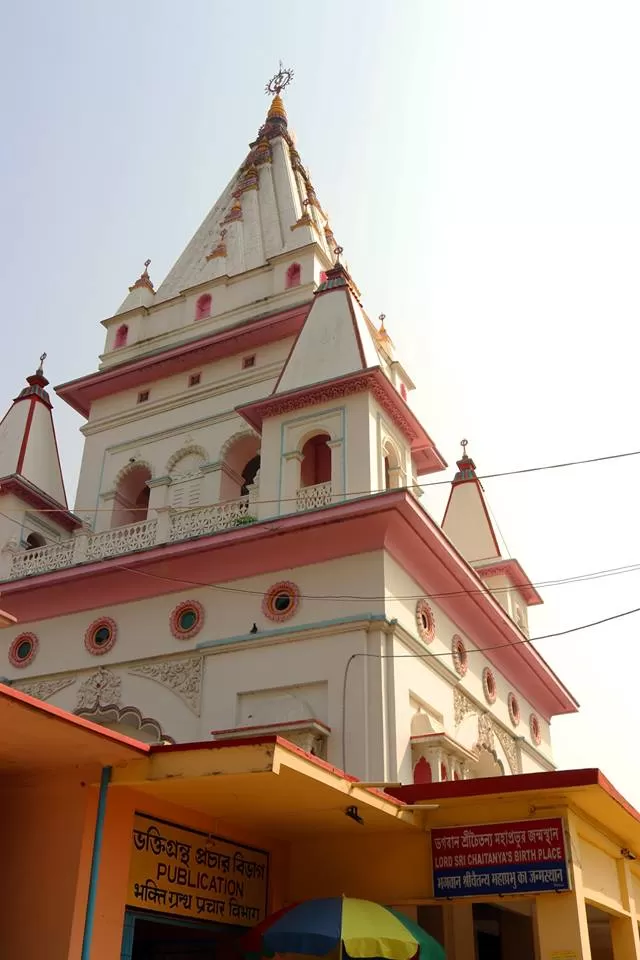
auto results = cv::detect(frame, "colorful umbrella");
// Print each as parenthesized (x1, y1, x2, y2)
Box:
(242, 897, 445, 960)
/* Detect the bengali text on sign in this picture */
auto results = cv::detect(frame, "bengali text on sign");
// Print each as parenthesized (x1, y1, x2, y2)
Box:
(431, 817, 570, 899)
(127, 813, 269, 926)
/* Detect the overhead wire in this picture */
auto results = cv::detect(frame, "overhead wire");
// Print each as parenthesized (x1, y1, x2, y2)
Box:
(1, 446, 639, 515)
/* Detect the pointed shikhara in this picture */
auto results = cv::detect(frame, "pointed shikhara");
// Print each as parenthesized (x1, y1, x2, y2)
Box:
(0, 76, 577, 786)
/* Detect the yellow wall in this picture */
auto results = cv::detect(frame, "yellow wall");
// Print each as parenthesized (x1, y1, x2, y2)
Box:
(0, 776, 97, 960)
(87, 786, 287, 960)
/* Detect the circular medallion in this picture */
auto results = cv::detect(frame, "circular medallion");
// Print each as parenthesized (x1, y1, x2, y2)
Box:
(170, 600, 205, 640)
(84, 617, 117, 656)
(452, 635, 468, 676)
(415, 599, 436, 643)
(530, 713, 542, 746)
(262, 581, 300, 622)
(482, 667, 497, 704)
(508, 692, 521, 726)
(9, 632, 38, 668)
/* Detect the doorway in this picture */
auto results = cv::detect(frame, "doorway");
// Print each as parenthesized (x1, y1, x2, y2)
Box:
(473, 902, 536, 960)
(123, 911, 245, 960)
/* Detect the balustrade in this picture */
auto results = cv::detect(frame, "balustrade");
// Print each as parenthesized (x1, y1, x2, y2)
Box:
(296, 481, 332, 512)
(5, 491, 289, 581)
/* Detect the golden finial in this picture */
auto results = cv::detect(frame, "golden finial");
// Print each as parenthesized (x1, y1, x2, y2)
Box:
(378, 313, 387, 335)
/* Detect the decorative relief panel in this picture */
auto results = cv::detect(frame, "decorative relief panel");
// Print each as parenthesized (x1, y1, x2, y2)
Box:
(128, 656, 203, 715)
(76, 667, 122, 711)
(453, 688, 520, 775)
(453, 688, 477, 727)
(14, 676, 76, 702)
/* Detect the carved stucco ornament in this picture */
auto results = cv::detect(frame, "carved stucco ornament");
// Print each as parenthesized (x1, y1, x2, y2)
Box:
(14, 676, 76, 702)
(453, 687, 520, 774)
(128, 656, 203, 715)
(76, 667, 122, 711)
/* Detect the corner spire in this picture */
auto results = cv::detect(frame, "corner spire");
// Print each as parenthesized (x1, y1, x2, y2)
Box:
(0, 357, 69, 507)
(441, 441, 502, 563)
(116, 259, 156, 315)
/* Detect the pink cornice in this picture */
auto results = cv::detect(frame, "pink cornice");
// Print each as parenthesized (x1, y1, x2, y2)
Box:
(238, 367, 447, 475)
(55, 303, 311, 418)
(475, 559, 543, 606)
(0, 491, 575, 719)
(0, 475, 81, 531)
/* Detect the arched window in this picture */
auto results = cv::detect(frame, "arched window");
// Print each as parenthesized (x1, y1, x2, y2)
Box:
(319, 271, 328, 284)
(25, 532, 46, 550)
(400, 382, 408, 401)
(384, 456, 391, 491)
(195, 293, 212, 321)
(220, 433, 261, 501)
(114, 324, 128, 349)
(286, 263, 301, 289)
(413, 757, 432, 785)
(241, 454, 261, 496)
(300, 433, 331, 488)
(383, 441, 402, 490)
(111, 464, 152, 527)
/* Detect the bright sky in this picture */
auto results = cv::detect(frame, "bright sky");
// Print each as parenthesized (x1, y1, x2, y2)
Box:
(2, 2, 639, 801)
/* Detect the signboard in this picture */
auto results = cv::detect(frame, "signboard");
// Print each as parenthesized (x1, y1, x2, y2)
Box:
(127, 813, 269, 926)
(431, 817, 569, 899)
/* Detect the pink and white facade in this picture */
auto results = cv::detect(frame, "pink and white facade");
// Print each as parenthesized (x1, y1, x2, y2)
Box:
(0, 91, 577, 782)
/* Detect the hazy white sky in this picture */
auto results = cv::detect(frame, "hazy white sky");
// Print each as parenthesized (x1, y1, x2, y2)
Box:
(2, 2, 639, 800)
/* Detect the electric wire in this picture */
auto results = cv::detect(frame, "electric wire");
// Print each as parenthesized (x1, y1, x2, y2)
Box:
(2, 446, 640, 515)
(339, 604, 640, 767)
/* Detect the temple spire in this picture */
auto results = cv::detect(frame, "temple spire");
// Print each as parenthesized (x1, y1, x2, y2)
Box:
(0, 358, 68, 506)
(441, 441, 502, 563)
(116, 259, 156, 315)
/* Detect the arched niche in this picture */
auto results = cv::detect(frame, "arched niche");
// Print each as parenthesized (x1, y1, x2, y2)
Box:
(219, 432, 261, 501)
(75, 703, 173, 744)
(111, 462, 152, 527)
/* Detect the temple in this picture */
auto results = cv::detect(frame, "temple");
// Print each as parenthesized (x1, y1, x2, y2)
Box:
(0, 69, 576, 787)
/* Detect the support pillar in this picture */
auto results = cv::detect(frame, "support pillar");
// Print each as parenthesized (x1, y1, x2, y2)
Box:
(535, 814, 592, 960)
(611, 860, 640, 960)
(444, 902, 476, 960)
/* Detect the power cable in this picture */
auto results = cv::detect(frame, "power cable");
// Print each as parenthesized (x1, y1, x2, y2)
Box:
(2, 446, 640, 515)
(339, 604, 640, 767)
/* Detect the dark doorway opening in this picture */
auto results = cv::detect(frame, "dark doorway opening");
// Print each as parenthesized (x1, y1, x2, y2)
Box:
(125, 912, 245, 960)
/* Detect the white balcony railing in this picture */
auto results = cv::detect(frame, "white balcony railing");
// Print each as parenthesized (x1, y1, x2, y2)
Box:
(168, 497, 252, 542)
(296, 481, 332, 512)
(85, 518, 158, 560)
(6, 496, 254, 581)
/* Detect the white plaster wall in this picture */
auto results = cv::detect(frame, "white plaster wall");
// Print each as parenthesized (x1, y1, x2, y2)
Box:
(383, 554, 554, 771)
(102, 250, 321, 361)
(0, 401, 28, 477)
(74, 341, 293, 525)
(19, 403, 67, 505)
(0, 551, 385, 679)
(257, 390, 374, 518)
(442, 482, 501, 564)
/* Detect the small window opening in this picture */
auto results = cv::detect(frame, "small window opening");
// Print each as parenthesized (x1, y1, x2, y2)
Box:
(301, 433, 331, 487)
(195, 293, 212, 321)
(138, 391, 149, 403)
(400, 382, 408, 401)
(286, 263, 302, 289)
(114, 324, 128, 349)
(25, 532, 46, 550)
(242, 355, 256, 370)
(241, 454, 261, 496)
(189, 373, 201, 387)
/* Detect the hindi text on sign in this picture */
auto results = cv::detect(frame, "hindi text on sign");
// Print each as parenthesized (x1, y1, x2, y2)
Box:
(431, 817, 570, 899)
